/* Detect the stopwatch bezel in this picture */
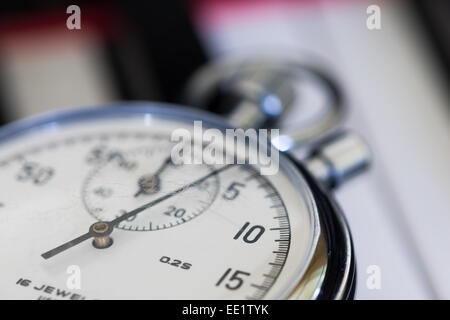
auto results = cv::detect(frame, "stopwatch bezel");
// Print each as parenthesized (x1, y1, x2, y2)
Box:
(0, 101, 323, 300)
(292, 158, 356, 300)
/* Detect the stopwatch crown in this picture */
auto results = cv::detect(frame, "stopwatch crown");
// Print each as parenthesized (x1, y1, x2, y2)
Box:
(305, 132, 371, 189)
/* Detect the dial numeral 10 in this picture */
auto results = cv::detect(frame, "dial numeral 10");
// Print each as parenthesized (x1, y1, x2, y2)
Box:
(234, 222, 265, 244)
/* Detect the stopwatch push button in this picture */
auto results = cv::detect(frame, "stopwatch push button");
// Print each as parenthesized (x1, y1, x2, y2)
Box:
(305, 132, 371, 189)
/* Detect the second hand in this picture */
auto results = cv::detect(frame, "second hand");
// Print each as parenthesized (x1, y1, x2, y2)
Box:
(41, 164, 235, 260)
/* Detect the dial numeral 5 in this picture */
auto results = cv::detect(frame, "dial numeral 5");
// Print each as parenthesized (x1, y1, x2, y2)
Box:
(222, 182, 245, 200)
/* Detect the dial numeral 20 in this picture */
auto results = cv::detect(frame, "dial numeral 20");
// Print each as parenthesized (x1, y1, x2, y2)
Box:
(216, 268, 250, 290)
(163, 205, 186, 218)
(234, 222, 265, 244)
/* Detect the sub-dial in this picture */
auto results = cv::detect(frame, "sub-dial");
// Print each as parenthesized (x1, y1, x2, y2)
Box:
(82, 145, 220, 231)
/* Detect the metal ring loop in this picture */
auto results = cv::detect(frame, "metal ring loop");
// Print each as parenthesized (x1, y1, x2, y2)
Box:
(183, 55, 345, 151)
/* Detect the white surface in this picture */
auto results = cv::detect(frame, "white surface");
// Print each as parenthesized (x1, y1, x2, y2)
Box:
(195, 0, 450, 299)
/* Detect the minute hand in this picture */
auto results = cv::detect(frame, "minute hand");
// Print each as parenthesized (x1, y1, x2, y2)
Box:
(110, 164, 235, 226)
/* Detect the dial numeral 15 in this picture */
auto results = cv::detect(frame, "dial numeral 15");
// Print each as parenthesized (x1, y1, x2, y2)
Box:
(216, 268, 250, 290)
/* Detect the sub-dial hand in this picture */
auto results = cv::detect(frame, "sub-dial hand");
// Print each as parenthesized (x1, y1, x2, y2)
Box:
(134, 156, 173, 197)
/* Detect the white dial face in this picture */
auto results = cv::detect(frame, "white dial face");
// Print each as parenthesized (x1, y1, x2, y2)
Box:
(0, 107, 319, 300)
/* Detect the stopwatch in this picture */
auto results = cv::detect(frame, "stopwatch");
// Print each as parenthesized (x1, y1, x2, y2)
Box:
(0, 102, 368, 300)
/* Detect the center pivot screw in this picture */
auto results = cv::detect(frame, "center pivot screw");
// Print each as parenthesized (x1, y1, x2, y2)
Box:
(90, 221, 114, 249)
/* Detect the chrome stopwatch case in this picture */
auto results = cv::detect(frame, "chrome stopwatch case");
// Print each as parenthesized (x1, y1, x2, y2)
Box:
(0, 102, 367, 300)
